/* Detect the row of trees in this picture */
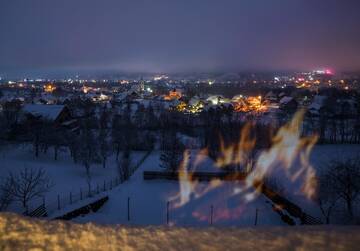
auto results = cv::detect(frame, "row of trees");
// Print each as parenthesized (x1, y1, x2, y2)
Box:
(304, 97, 360, 144)
(317, 158, 360, 224)
(303, 90, 360, 144)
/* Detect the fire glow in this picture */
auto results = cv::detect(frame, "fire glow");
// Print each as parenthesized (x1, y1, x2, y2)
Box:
(170, 110, 318, 223)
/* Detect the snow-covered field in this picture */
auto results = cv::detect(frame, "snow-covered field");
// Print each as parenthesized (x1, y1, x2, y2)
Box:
(74, 145, 360, 226)
(75, 152, 284, 226)
(0, 144, 147, 213)
(0, 213, 359, 251)
(1, 144, 360, 226)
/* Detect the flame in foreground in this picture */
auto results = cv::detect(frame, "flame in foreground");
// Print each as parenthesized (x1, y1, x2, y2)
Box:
(172, 150, 222, 208)
(171, 110, 318, 222)
(175, 150, 195, 207)
(215, 123, 256, 169)
(243, 110, 318, 200)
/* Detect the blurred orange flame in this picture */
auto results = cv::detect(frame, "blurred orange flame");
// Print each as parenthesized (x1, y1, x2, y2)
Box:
(171, 110, 318, 222)
(215, 123, 256, 169)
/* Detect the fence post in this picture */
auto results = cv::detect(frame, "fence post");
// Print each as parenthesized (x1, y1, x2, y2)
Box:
(80, 188, 83, 200)
(103, 180, 106, 191)
(70, 192, 72, 204)
(97, 184, 99, 194)
(254, 208, 259, 226)
(210, 205, 213, 225)
(167, 201, 170, 225)
(127, 197, 130, 222)
(110, 180, 112, 190)
(57, 195, 60, 210)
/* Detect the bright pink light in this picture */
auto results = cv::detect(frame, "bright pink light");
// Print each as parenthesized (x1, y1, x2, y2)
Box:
(325, 69, 333, 75)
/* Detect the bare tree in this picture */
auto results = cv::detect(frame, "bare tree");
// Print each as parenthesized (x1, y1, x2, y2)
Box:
(98, 107, 111, 168)
(0, 177, 14, 211)
(7, 168, 52, 212)
(99, 132, 110, 169)
(316, 171, 340, 224)
(324, 158, 360, 221)
(117, 148, 131, 182)
(46, 125, 66, 161)
(160, 131, 184, 172)
(2, 100, 22, 128)
(78, 118, 99, 195)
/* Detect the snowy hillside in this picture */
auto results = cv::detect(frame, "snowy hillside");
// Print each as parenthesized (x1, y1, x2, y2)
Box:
(74, 145, 360, 226)
(1, 144, 360, 225)
(74, 152, 284, 226)
(0, 144, 147, 214)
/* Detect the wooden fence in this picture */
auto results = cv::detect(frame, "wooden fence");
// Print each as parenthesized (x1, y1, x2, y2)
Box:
(143, 171, 247, 181)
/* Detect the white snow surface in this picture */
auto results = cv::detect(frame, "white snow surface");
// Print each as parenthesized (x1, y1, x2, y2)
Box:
(74, 145, 360, 226)
(1, 144, 360, 226)
(0, 213, 359, 251)
(74, 151, 284, 226)
(0, 144, 146, 214)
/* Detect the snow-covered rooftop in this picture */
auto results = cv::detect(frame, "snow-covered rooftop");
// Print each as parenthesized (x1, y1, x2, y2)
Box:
(23, 104, 65, 120)
(279, 96, 294, 105)
(308, 95, 327, 112)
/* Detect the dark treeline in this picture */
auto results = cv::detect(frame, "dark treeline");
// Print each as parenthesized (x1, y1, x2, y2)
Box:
(304, 89, 360, 144)
(1, 88, 359, 167)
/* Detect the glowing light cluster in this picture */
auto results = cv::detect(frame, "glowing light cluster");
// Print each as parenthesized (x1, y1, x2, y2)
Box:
(44, 83, 56, 93)
(232, 95, 266, 113)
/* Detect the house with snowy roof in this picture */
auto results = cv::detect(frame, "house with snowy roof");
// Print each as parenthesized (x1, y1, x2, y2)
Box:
(22, 104, 72, 124)
(265, 91, 278, 102)
(307, 95, 327, 115)
(279, 96, 298, 113)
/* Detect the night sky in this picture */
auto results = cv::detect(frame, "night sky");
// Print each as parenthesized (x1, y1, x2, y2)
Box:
(1, 0, 360, 77)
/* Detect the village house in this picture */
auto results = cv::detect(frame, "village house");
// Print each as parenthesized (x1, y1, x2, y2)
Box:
(22, 104, 73, 126)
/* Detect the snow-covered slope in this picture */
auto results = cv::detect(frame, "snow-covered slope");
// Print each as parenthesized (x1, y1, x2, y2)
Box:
(74, 145, 360, 226)
(0, 144, 146, 214)
(74, 152, 284, 226)
(0, 213, 359, 251)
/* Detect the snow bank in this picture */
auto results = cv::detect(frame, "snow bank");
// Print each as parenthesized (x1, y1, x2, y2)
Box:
(0, 213, 359, 250)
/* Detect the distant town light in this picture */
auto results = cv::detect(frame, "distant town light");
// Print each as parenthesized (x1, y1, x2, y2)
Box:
(44, 83, 56, 93)
(325, 69, 333, 75)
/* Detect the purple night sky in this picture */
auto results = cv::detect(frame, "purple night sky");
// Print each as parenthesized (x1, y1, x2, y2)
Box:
(1, 0, 360, 76)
